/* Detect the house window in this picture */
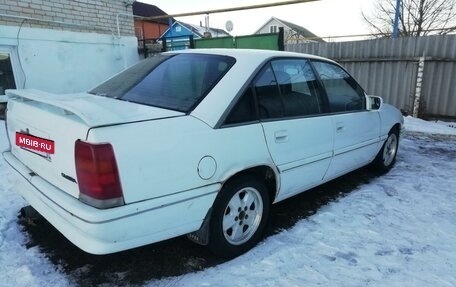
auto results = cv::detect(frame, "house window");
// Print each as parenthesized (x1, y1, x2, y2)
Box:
(270, 25, 278, 33)
(0, 53, 16, 95)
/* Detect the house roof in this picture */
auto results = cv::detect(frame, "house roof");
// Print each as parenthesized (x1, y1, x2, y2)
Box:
(180, 22, 231, 38)
(132, 2, 172, 24)
(255, 17, 324, 42)
(161, 21, 231, 39)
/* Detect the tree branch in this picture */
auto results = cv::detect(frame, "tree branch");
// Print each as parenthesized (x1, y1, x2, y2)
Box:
(362, 0, 456, 36)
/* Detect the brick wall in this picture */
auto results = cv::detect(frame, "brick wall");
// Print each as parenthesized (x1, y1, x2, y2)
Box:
(0, 0, 134, 36)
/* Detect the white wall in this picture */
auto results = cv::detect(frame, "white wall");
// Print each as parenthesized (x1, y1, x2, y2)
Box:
(0, 25, 139, 94)
(256, 18, 289, 35)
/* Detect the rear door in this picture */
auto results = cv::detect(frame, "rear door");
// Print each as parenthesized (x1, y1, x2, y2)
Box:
(256, 59, 333, 201)
(311, 61, 381, 180)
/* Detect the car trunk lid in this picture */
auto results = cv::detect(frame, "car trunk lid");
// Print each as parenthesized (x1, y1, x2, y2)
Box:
(5, 89, 183, 199)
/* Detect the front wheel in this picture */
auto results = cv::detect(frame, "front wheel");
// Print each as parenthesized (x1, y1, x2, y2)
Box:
(371, 128, 399, 173)
(208, 175, 270, 258)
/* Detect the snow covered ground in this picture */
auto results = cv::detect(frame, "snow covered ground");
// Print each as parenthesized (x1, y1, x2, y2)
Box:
(1, 117, 455, 287)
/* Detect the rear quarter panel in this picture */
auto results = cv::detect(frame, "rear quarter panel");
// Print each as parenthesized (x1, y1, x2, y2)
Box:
(87, 116, 274, 204)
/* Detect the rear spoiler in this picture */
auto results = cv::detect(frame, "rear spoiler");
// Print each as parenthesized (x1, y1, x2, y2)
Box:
(6, 89, 129, 127)
(5, 89, 185, 127)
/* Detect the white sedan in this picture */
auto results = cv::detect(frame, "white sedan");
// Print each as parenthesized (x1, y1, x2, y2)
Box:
(3, 49, 403, 258)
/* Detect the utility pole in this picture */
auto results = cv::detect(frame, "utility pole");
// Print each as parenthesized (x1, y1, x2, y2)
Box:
(392, 0, 401, 38)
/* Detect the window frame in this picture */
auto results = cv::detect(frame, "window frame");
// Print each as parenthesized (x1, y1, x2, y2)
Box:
(219, 57, 328, 128)
(270, 25, 278, 33)
(254, 62, 285, 120)
(0, 46, 23, 95)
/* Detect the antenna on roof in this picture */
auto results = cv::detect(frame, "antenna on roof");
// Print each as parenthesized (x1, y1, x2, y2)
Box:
(204, 14, 210, 32)
(203, 14, 212, 38)
(225, 20, 233, 32)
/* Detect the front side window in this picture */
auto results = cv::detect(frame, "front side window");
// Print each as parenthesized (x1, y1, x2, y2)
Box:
(312, 61, 365, 113)
(90, 53, 235, 112)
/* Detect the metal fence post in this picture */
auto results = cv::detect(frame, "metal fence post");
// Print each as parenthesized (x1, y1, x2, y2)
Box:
(162, 38, 167, 52)
(278, 27, 285, 51)
(189, 35, 195, 49)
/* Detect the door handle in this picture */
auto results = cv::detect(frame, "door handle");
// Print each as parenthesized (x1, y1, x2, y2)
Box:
(274, 130, 288, 143)
(336, 122, 344, 133)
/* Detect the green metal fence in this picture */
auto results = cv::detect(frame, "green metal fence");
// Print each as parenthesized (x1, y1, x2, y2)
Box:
(194, 29, 284, 51)
(235, 33, 281, 50)
(194, 36, 234, 49)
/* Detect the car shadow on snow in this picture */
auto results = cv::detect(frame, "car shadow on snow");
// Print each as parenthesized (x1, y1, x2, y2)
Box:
(19, 167, 379, 286)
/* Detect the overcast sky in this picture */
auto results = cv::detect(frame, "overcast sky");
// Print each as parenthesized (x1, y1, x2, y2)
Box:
(140, 0, 378, 38)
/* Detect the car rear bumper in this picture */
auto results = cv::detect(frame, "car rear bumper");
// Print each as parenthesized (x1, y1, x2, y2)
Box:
(3, 151, 219, 254)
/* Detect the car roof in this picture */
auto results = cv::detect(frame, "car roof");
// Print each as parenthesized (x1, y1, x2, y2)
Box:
(165, 49, 339, 128)
(164, 48, 332, 63)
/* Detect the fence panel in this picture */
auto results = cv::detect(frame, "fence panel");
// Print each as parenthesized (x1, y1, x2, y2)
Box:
(194, 36, 234, 49)
(193, 30, 284, 51)
(235, 33, 281, 50)
(287, 35, 456, 118)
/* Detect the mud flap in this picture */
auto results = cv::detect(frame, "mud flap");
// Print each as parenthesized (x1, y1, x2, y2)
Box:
(187, 208, 212, 246)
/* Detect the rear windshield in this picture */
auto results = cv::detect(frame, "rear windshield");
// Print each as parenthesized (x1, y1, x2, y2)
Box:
(90, 53, 235, 113)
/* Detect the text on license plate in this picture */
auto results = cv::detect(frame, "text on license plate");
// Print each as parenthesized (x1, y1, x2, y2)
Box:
(16, 132, 55, 154)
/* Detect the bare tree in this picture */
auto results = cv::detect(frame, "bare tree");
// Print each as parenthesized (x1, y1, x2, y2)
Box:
(363, 0, 456, 37)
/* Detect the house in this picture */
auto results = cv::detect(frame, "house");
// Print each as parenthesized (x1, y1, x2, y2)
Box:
(0, 0, 139, 103)
(133, 2, 171, 40)
(255, 17, 324, 44)
(161, 21, 231, 50)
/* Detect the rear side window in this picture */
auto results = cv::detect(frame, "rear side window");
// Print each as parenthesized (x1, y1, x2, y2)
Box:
(90, 54, 235, 112)
(255, 64, 284, 119)
(270, 59, 322, 117)
(254, 59, 322, 120)
(225, 88, 257, 125)
(312, 61, 365, 113)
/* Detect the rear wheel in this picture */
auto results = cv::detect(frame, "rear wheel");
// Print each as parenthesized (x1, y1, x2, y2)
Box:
(372, 127, 399, 173)
(208, 175, 270, 258)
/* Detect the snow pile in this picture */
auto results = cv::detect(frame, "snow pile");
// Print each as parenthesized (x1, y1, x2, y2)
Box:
(404, 116, 456, 136)
(0, 117, 455, 287)
(0, 122, 71, 287)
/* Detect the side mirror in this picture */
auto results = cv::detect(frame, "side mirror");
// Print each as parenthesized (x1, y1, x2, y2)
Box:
(366, 95, 383, 110)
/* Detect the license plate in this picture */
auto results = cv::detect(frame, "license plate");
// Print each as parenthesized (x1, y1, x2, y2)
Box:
(16, 132, 55, 154)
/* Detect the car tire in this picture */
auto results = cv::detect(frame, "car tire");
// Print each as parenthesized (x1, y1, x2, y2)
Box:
(371, 127, 399, 173)
(208, 175, 270, 258)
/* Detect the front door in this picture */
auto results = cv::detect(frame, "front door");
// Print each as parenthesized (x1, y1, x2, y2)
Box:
(311, 60, 381, 180)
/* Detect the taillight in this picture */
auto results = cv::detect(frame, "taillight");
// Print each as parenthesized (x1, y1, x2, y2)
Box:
(75, 140, 124, 209)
